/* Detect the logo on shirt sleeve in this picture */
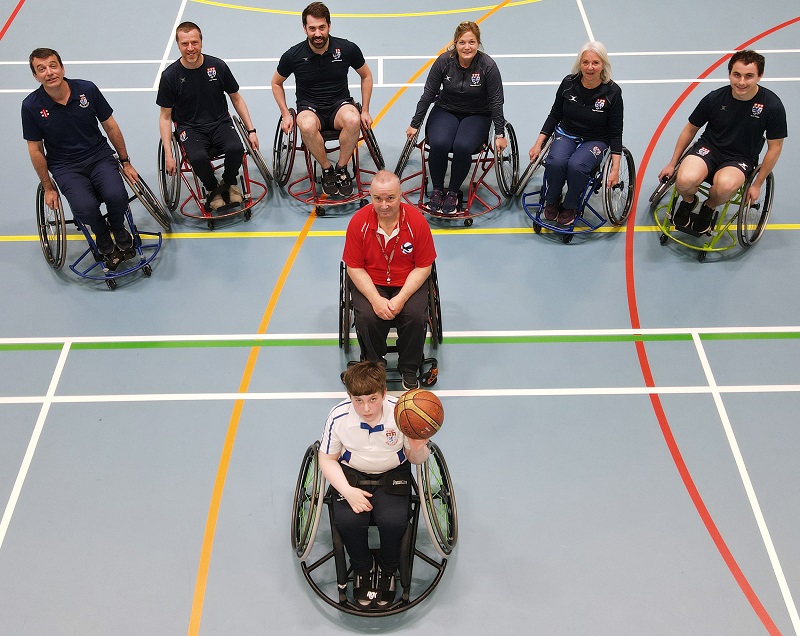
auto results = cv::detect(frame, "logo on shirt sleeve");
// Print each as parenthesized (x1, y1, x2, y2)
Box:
(79, 94, 89, 108)
(207, 66, 217, 80)
(401, 241, 413, 254)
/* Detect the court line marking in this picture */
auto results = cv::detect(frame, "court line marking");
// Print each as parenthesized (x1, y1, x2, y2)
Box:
(575, 0, 594, 43)
(0, 341, 71, 551)
(625, 15, 800, 636)
(693, 334, 800, 633)
(0, 0, 26, 42)
(153, 0, 189, 90)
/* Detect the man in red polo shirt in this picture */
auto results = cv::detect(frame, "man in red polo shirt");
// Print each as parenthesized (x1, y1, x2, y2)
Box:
(343, 171, 436, 389)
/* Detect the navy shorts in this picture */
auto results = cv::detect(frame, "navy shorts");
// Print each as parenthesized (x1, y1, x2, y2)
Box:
(298, 98, 356, 131)
(688, 141, 753, 180)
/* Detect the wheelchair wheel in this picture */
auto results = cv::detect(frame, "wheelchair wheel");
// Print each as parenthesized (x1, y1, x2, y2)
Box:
(418, 442, 457, 558)
(394, 130, 419, 178)
(339, 262, 353, 353)
(120, 167, 171, 231)
(35, 184, 67, 270)
(428, 263, 443, 347)
(362, 125, 385, 170)
(291, 442, 326, 560)
(233, 115, 273, 184)
(514, 134, 553, 198)
(737, 168, 774, 248)
(494, 123, 519, 198)
(273, 110, 297, 187)
(157, 138, 182, 212)
(603, 146, 636, 226)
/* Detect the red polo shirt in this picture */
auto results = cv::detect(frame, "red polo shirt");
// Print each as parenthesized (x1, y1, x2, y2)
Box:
(343, 202, 436, 287)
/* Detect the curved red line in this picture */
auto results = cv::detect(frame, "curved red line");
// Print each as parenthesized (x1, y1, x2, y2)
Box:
(626, 16, 800, 636)
(0, 0, 26, 42)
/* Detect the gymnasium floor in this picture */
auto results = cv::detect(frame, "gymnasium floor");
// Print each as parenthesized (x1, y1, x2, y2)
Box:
(1, 1, 800, 634)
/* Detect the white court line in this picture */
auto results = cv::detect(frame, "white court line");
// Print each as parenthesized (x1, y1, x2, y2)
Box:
(153, 0, 189, 90)
(575, 0, 594, 43)
(0, 341, 71, 551)
(692, 334, 800, 635)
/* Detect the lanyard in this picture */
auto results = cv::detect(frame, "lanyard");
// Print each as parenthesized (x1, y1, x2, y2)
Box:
(375, 208, 405, 284)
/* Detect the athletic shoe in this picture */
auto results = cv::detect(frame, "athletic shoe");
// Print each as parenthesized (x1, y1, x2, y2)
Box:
(692, 204, 715, 234)
(353, 570, 374, 607)
(336, 165, 354, 196)
(376, 566, 396, 607)
(95, 231, 115, 255)
(542, 202, 560, 221)
(441, 190, 459, 215)
(322, 166, 338, 195)
(427, 188, 444, 212)
(402, 371, 419, 391)
(673, 196, 697, 228)
(557, 208, 577, 226)
(227, 184, 243, 205)
(113, 227, 134, 251)
(208, 190, 226, 211)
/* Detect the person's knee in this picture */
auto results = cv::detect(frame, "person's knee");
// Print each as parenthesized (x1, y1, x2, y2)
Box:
(296, 112, 321, 137)
(335, 105, 360, 132)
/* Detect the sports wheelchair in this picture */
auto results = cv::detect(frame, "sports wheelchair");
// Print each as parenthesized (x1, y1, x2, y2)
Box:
(395, 124, 520, 227)
(157, 116, 271, 230)
(291, 440, 457, 616)
(272, 103, 384, 216)
(35, 161, 167, 290)
(339, 262, 443, 388)
(519, 134, 636, 243)
(650, 149, 774, 262)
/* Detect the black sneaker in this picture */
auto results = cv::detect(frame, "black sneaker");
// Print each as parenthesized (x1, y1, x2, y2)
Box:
(322, 166, 338, 196)
(441, 190, 459, 215)
(336, 165, 354, 196)
(353, 560, 377, 607)
(673, 196, 697, 228)
(113, 227, 134, 251)
(375, 566, 396, 607)
(402, 371, 419, 391)
(427, 188, 444, 212)
(95, 231, 115, 255)
(692, 204, 715, 234)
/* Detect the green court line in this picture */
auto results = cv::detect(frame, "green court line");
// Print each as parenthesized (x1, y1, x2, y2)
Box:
(3, 331, 800, 352)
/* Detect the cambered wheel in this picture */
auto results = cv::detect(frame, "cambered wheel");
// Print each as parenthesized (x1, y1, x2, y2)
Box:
(603, 146, 636, 226)
(122, 167, 171, 231)
(35, 184, 67, 269)
(429, 263, 443, 345)
(291, 442, 325, 560)
(362, 125, 385, 170)
(339, 263, 352, 353)
(494, 122, 519, 198)
(157, 138, 182, 212)
(737, 168, 773, 248)
(418, 442, 457, 557)
(514, 135, 553, 198)
(394, 131, 419, 177)
(272, 109, 296, 186)
(233, 115, 273, 184)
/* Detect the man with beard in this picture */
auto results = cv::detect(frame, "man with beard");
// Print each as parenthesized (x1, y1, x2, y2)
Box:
(271, 2, 373, 197)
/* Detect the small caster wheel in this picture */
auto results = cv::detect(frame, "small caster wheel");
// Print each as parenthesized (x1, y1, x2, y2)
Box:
(106, 278, 117, 290)
(659, 233, 668, 245)
(360, 198, 369, 208)
(420, 367, 438, 387)
(698, 251, 707, 262)
(463, 218, 473, 227)
(533, 221, 542, 234)
(562, 233, 573, 244)
(143, 264, 152, 277)
(315, 206, 326, 217)
(244, 209, 252, 221)
(207, 220, 215, 230)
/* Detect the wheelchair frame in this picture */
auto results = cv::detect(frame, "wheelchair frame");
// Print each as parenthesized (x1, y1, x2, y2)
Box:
(650, 153, 774, 262)
(272, 104, 384, 216)
(291, 440, 457, 616)
(35, 162, 165, 290)
(338, 262, 443, 388)
(157, 115, 270, 230)
(519, 135, 636, 244)
(395, 124, 520, 227)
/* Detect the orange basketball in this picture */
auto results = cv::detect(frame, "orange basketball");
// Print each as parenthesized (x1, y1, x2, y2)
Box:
(394, 389, 444, 440)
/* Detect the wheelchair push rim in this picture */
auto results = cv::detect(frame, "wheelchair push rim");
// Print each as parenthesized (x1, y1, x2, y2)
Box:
(273, 109, 297, 187)
(494, 122, 519, 198)
(602, 146, 636, 226)
(514, 134, 553, 198)
(417, 441, 458, 557)
(291, 442, 326, 560)
(395, 130, 420, 178)
(234, 115, 273, 185)
(737, 168, 773, 248)
(36, 183, 67, 270)
(157, 137, 182, 212)
(121, 162, 172, 231)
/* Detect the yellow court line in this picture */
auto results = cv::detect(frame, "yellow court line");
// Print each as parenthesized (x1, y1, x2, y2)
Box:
(191, 0, 538, 18)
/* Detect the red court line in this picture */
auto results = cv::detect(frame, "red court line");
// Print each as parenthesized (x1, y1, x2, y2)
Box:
(0, 0, 26, 41)
(625, 15, 800, 636)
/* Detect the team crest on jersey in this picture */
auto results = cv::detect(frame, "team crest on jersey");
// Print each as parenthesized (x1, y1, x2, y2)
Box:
(40, 109, 49, 118)
(180, 130, 188, 142)
(752, 103, 763, 117)
(594, 98, 606, 111)
(471, 72, 481, 85)
(332, 48, 342, 61)
(79, 94, 89, 108)
(385, 430, 398, 446)
(207, 66, 217, 79)
(697, 146, 710, 156)
(401, 241, 413, 255)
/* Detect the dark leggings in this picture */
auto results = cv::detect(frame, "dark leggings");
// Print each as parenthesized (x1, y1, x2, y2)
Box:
(178, 118, 243, 192)
(425, 107, 491, 193)
(544, 133, 607, 209)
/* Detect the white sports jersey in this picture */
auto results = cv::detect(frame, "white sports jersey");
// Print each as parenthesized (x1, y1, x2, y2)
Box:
(320, 395, 409, 474)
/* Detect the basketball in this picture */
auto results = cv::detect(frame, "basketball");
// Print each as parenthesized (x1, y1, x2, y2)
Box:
(394, 389, 444, 440)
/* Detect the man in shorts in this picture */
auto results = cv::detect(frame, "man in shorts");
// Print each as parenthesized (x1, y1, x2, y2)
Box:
(271, 2, 373, 197)
(157, 22, 259, 212)
(22, 48, 140, 255)
(659, 50, 787, 233)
